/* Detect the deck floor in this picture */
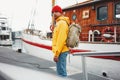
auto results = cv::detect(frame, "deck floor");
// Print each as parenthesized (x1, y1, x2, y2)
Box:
(0, 46, 113, 80)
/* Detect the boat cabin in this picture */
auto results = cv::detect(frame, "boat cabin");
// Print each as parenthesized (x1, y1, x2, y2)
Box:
(62, 0, 120, 43)
(0, 16, 12, 46)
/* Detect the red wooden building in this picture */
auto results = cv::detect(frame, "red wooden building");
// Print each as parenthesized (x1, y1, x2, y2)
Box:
(62, 0, 120, 43)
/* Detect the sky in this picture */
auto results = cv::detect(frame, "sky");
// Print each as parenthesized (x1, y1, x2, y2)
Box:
(0, 0, 87, 32)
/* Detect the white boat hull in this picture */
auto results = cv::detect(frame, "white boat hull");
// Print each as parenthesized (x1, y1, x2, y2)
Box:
(0, 40, 12, 46)
(22, 32, 120, 80)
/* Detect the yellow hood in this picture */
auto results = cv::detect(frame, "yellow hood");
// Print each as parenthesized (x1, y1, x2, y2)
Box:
(56, 16, 70, 25)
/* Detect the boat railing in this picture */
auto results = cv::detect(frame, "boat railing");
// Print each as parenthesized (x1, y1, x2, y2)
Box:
(23, 28, 120, 44)
(81, 31, 120, 44)
(24, 29, 48, 40)
(73, 51, 120, 80)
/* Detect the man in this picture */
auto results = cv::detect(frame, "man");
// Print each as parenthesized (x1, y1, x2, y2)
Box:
(52, 5, 70, 77)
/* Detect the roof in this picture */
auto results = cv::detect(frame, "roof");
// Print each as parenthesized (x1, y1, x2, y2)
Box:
(62, 0, 102, 10)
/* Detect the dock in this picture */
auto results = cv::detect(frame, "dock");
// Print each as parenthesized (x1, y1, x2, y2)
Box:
(0, 46, 112, 80)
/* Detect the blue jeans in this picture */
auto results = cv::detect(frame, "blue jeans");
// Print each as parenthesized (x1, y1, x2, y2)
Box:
(56, 51, 69, 77)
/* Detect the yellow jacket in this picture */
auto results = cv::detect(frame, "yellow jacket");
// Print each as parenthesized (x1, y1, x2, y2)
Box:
(52, 16, 70, 57)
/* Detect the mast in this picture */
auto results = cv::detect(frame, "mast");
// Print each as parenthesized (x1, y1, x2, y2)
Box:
(50, 0, 55, 31)
(28, 0, 38, 30)
(52, 0, 55, 7)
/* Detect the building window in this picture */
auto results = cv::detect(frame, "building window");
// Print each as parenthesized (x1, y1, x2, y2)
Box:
(97, 6, 108, 20)
(115, 2, 120, 18)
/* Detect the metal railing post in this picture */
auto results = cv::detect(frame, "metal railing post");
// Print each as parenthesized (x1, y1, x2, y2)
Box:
(73, 51, 120, 80)
(81, 56, 88, 80)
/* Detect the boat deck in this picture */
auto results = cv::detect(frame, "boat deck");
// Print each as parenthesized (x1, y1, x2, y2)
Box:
(0, 47, 112, 80)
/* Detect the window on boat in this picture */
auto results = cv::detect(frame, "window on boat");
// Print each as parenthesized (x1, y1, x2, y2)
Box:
(1, 22, 5, 25)
(6, 35, 9, 39)
(0, 35, 9, 40)
(97, 6, 108, 20)
(72, 14, 77, 21)
(1, 27, 6, 30)
(115, 2, 120, 19)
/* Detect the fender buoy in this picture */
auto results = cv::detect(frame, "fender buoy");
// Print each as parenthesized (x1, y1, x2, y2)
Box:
(101, 27, 114, 42)
(50, 25, 54, 31)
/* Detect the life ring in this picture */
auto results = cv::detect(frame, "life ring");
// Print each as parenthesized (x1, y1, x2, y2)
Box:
(50, 25, 54, 31)
(101, 27, 114, 42)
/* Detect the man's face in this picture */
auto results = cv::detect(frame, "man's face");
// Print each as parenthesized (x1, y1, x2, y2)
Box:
(52, 12, 61, 20)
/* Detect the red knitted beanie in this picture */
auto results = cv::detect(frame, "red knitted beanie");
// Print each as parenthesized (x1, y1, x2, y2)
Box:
(52, 5, 62, 13)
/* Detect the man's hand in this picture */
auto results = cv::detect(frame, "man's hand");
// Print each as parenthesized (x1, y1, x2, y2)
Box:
(53, 56, 59, 62)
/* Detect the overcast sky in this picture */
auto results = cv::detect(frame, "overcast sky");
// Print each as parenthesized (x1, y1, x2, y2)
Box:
(0, 0, 87, 32)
